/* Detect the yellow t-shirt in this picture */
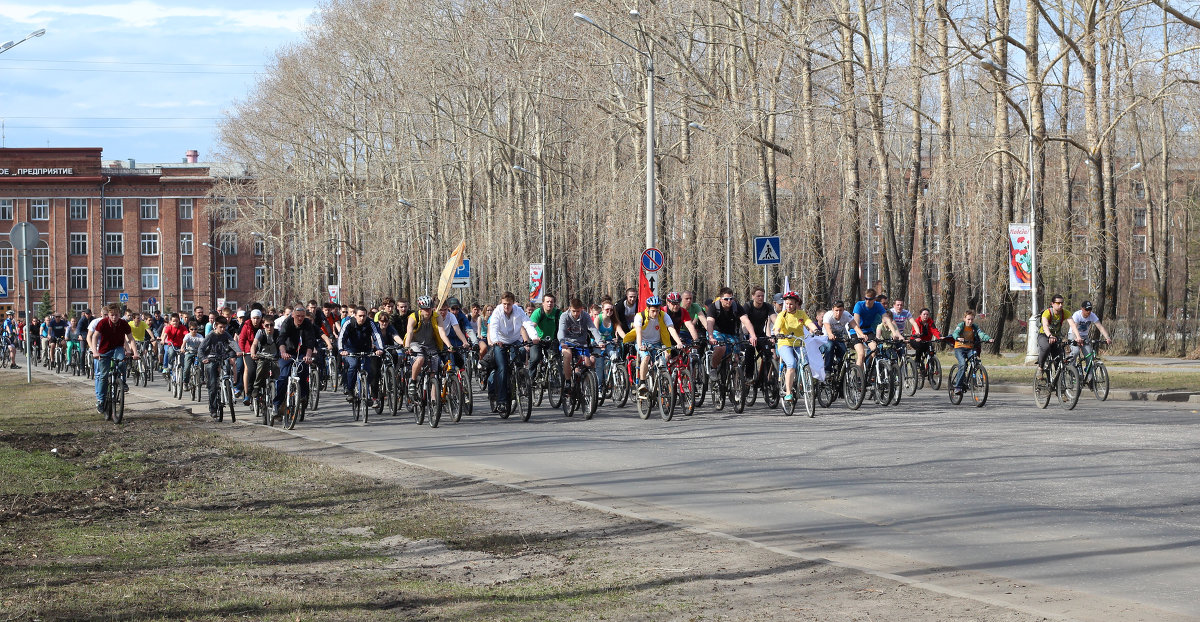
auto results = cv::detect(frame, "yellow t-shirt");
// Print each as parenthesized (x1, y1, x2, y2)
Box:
(129, 320, 150, 341)
(773, 310, 813, 347)
(1041, 308, 1065, 337)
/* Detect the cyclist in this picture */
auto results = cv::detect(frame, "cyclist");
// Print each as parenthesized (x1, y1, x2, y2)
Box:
(45, 312, 69, 367)
(908, 307, 941, 363)
(528, 294, 562, 376)
(1067, 300, 1112, 359)
(1037, 294, 1067, 370)
(236, 310, 265, 404)
(627, 296, 685, 397)
(775, 291, 821, 402)
(199, 315, 242, 418)
(160, 313, 187, 376)
(594, 300, 619, 385)
(558, 298, 602, 392)
(275, 306, 319, 420)
(87, 303, 137, 416)
(404, 296, 450, 397)
(129, 312, 152, 363)
(950, 310, 992, 395)
(613, 288, 639, 339)
(340, 306, 385, 407)
(743, 287, 776, 386)
(705, 287, 756, 382)
(484, 291, 539, 412)
(821, 300, 863, 373)
(890, 299, 912, 337)
(681, 291, 708, 342)
(851, 288, 887, 367)
(663, 292, 701, 345)
(2, 310, 19, 368)
(439, 296, 473, 370)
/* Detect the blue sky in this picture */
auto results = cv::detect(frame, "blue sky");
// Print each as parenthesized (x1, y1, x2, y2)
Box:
(0, 1, 319, 163)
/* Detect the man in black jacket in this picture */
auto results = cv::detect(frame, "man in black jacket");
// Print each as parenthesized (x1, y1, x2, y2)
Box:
(275, 306, 318, 419)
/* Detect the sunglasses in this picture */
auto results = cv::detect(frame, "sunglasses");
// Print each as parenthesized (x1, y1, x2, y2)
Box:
(721, 297, 733, 301)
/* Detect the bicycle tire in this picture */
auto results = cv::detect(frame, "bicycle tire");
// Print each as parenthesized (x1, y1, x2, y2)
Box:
(781, 371, 796, 417)
(891, 359, 904, 406)
(694, 362, 708, 408)
(1091, 362, 1110, 401)
(582, 369, 598, 420)
(517, 368, 532, 422)
(1033, 366, 1053, 409)
(763, 363, 780, 410)
(947, 364, 963, 405)
(843, 364, 865, 410)
(447, 374, 463, 422)
(636, 374, 652, 419)
(801, 365, 816, 418)
(284, 388, 300, 430)
(112, 382, 125, 424)
(532, 363, 546, 407)
(225, 383, 236, 423)
(656, 368, 675, 421)
(678, 366, 695, 417)
(714, 363, 728, 411)
(613, 364, 630, 408)
(876, 360, 893, 407)
(904, 358, 919, 396)
(458, 372, 471, 420)
(426, 372, 441, 428)
(731, 359, 748, 414)
(308, 376, 320, 412)
(928, 356, 942, 390)
(547, 363, 565, 410)
(260, 394, 271, 426)
(972, 363, 989, 407)
(1059, 364, 1081, 410)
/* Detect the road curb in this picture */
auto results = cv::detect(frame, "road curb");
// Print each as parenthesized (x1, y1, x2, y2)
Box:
(987, 382, 1198, 402)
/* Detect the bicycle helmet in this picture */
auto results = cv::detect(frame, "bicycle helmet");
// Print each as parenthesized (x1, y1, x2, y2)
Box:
(645, 296, 663, 307)
(417, 295, 435, 309)
(665, 292, 682, 304)
(783, 291, 801, 303)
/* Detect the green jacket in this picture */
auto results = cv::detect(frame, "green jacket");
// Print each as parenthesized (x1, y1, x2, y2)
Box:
(529, 308, 562, 340)
(950, 322, 990, 349)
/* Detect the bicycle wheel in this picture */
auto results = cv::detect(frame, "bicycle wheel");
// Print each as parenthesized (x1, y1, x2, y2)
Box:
(713, 364, 728, 411)
(678, 366, 695, 417)
(547, 363, 565, 410)
(891, 359, 904, 406)
(112, 382, 125, 424)
(843, 364, 865, 410)
(1091, 362, 1110, 401)
(763, 363, 780, 410)
(581, 369, 598, 420)
(225, 382, 236, 423)
(800, 365, 816, 418)
(1033, 367, 1053, 409)
(636, 374, 653, 420)
(516, 368, 532, 422)
(816, 378, 834, 408)
(904, 358, 919, 396)
(928, 356, 942, 390)
(284, 389, 300, 430)
(656, 369, 675, 421)
(1059, 364, 1081, 410)
(612, 364, 630, 408)
(876, 360, 894, 407)
(533, 364, 547, 407)
(308, 376, 321, 411)
(458, 372, 472, 420)
(693, 361, 709, 408)
(415, 376, 427, 425)
(730, 360, 748, 414)
(426, 373, 441, 428)
(947, 364, 963, 405)
(259, 394, 270, 426)
(447, 374, 462, 422)
(780, 369, 796, 417)
(971, 363, 989, 407)
(389, 374, 402, 417)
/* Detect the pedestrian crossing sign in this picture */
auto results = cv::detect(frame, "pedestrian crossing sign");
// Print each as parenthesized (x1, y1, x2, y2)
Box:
(754, 236, 781, 265)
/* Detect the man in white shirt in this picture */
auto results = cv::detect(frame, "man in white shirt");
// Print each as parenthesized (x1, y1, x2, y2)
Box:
(486, 291, 539, 411)
(822, 300, 863, 371)
(1067, 300, 1111, 359)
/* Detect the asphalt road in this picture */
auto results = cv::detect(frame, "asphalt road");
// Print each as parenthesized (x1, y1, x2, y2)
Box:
(30, 358, 1200, 620)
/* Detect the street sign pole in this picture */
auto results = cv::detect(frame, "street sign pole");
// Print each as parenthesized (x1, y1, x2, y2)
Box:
(10, 223, 40, 384)
(23, 252, 31, 384)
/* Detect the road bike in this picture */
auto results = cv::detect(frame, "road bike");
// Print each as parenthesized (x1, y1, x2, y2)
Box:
(1034, 339, 1081, 410)
(947, 342, 990, 407)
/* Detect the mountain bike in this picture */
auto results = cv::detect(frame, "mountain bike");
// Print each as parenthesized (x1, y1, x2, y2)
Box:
(532, 340, 564, 409)
(561, 344, 600, 419)
(874, 339, 906, 406)
(635, 344, 674, 421)
(911, 340, 942, 390)
(444, 346, 473, 423)
(207, 357, 237, 422)
(252, 353, 279, 426)
(410, 349, 443, 428)
(947, 343, 990, 407)
(775, 338, 817, 417)
(98, 353, 127, 424)
(607, 342, 633, 408)
(707, 338, 750, 413)
(487, 343, 533, 421)
(1034, 339, 1080, 410)
(1073, 339, 1110, 401)
(281, 359, 310, 430)
(815, 341, 865, 411)
(667, 343, 697, 418)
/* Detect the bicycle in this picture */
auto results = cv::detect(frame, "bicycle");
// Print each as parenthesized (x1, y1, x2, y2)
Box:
(281, 358, 309, 430)
(252, 353, 279, 426)
(667, 343, 697, 418)
(707, 338, 750, 413)
(206, 357, 237, 422)
(911, 340, 942, 390)
(378, 345, 402, 418)
(167, 348, 184, 399)
(561, 344, 601, 419)
(532, 340, 564, 409)
(632, 345, 674, 420)
(410, 349, 443, 428)
(1033, 339, 1081, 410)
(442, 346, 473, 423)
(1073, 338, 1110, 401)
(97, 353, 128, 424)
(488, 342, 533, 422)
(307, 347, 328, 412)
(947, 342, 990, 407)
(0, 334, 11, 369)
(874, 339, 907, 406)
(344, 352, 379, 424)
(774, 339, 817, 417)
(814, 341, 866, 411)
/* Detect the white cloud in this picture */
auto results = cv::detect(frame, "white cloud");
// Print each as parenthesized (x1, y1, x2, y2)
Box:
(0, 2, 315, 31)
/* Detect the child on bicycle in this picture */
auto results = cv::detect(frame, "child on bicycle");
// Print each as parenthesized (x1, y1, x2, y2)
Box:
(950, 310, 992, 395)
(774, 292, 820, 402)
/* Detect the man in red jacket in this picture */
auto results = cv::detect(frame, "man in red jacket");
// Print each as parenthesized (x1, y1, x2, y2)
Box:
(160, 313, 188, 376)
(238, 309, 264, 405)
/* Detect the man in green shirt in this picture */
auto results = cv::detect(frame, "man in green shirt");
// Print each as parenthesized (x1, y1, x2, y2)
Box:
(528, 294, 562, 373)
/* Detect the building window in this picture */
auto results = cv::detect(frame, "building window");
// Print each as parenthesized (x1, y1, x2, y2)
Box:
(140, 232, 159, 256)
(181, 300, 194, 313)
(0, 244, 12, 290)
(219, 232, 238, 255)
(71, 302, 87, 315)
(1133, 208, 1147, 227)
(254, 237, 265, 256)
(105, 233, 123, 256)
(255, 266, 266, 290)
(140, 198, 159, 220)
(104, 198, 123, 220)
(180, 232, 193, 256)
(105, 267, 124, 290)
(181, 266, 194, 290)
(1132, 181, 1146, 200)
(29, 199, 49, 221)
(70, 198, 88, 220)
(179, 198, 194, 220)
(222, 266, 238, 291)
(69, 267, 88, 290)
(1133, 260, 1148, 280)
(69, 233, 87, 255)
(222, 300, 237, 310)
(1133, 235, 1147, 254)
(31, 245, 49, 290)
(218, 202, 237, 220)
(0, 199, 12, 220)
(141, 267, 160, 290)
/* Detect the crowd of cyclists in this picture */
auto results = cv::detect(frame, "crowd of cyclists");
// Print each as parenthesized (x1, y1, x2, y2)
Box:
(0, 283, 1116, 424)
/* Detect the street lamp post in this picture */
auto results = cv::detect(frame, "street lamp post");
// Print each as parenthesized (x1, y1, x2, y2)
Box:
(0, 28, 46, 55)
(513, 165, 547, 282)
(688, 122, 732, 285)
(575, 11, 656, 252)
(201, 242, 227, 307)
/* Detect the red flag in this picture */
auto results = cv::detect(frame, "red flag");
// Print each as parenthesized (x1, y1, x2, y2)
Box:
(637, 269, 652, 313)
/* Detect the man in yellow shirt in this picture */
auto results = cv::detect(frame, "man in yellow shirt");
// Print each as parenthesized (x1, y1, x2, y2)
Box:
(773, 292, 819, 401)
(129, 312, 152, 356)
(1037, 294, 1066, 369)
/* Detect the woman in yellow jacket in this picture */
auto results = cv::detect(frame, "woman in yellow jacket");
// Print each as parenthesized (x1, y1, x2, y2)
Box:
(774, 292, 820, 402)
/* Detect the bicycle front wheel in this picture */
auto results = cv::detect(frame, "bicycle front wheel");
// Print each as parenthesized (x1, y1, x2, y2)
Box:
(947, 364, 963, 405)
(516, 368, 532, 422)
(225, 383, 236, 423)
(678, 366, 695, 417)
(1033, 367, 1053, 409)
(1059, 365, 1081, 410)
(730, 360, 748, 414)
(111, 381, 125, 425)
(1091, 362, 1110, 401)
(581, 369, 598, 420)
(763, 363, 780, 410)
(547, 364, 565, 410)
(971, 363, 989, 407)
(904, 358, 919, 396)
(928, 356, 942, 390)
(843, 364, 865, 410)
(427, 373, 442, 428)
(800, 365, 816, 418)
(656, 369, 675, 421)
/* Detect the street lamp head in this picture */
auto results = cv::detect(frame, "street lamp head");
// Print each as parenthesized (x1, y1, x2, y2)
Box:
(979, 58, 1002, 73)
(0, 41, 13, 52)
(1129, 162, 1142, 172)
(688, 122, 704, 131)
(629, 9, 640, 20)
(513, 165, 531, 174)
(30, 29, 46, 38)
(398, 198, 414, 208)
(573, 12, 595, 25)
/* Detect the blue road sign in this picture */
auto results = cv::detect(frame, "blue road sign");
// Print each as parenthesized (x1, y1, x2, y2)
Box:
(147, 296, 157, 306)
(0, 276, 7, 298)
(119, 293, 129, 303)
(453, 259, 470, 279)
(641, 248, 664, 272)
(754, 236, 782, 265)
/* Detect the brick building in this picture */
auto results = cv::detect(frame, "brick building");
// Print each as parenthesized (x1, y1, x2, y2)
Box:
(0, 147, 260, 317)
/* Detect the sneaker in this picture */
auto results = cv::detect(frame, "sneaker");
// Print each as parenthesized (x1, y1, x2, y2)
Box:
(96, 401, 105, 415)
(209, 410, 219, 419)
(242, 397, 252, 406)
(233, 388, 243, 399)
(954, 387, 964, 395)
(11, 363, 19, 369)
(273, 405, 284, 421)
(121, 381, 130, 392)
(783, 393, 794, 401)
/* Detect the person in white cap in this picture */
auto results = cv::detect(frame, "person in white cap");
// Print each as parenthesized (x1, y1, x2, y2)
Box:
(238, 309, 264, 403)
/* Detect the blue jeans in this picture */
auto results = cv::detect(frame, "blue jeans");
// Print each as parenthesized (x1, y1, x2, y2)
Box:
(821, 339, 846, 372)
(954, 349, 971, 389)
(275, 357, 310, 407)
(93, 348, 127, 403)
(343, 354, 379, 398)
(490, 344, 525, 404)
(162, 344, 178, 372)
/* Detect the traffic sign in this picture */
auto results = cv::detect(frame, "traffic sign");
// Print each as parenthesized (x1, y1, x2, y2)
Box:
(754, 236, 781, 265)
(641, 248, 664, 272)
(119, 292, 129, 303)
(643, 269, 659, 297)
(0, 276, 7, 298)
(452, 259, 470, 289)
(147, 296, 157, 307)
(8, 222, 39, 252)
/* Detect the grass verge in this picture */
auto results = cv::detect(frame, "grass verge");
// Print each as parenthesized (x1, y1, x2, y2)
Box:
(0, 374, 672, 621)
(929, 354, 1199, 391)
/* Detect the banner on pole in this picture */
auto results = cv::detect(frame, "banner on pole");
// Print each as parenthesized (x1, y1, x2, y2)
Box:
(1008, 223, 1033, 291)
(529, 263, 545, 302)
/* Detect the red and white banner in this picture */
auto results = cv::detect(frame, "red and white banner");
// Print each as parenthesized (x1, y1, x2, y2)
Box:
(529, 263, 544, 302)
(1008, 223, 1033, 292)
